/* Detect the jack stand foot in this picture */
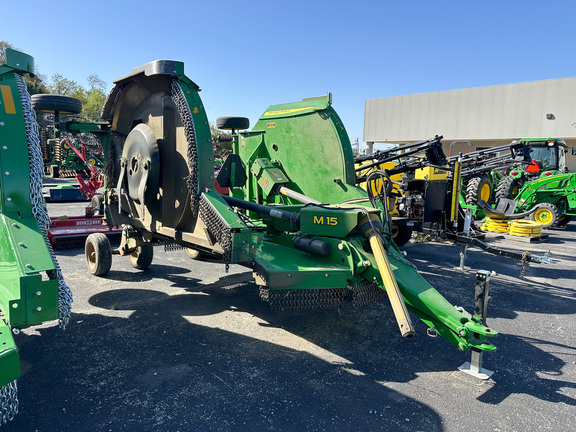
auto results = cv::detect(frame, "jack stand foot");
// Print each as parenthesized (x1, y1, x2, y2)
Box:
(459, 348, 494, 380)
(454, 242, 469, 271)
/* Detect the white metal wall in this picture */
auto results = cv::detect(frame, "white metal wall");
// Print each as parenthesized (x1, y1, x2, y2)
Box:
(364, 77, 576, 170)
(364, 77, 576, 143)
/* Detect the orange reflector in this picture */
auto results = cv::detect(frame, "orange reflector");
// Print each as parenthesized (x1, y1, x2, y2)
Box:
(0, 85, 17, 114)
(526, 161, 540, 173)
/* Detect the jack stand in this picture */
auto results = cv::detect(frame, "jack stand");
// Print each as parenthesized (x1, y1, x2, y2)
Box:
(455, 210, 473, 271)
(457, 242, 469, 271)
(459, 270, 494, 379)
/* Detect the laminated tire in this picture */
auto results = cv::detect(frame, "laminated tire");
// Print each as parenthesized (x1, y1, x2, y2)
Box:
(216, 116, 250, 131)
(186, 248, 203, 260)
(129, 242, 154, 270)
(392, 225, 412, 247)
(85, 233, 112, 276)
(31, 94, 82, 114)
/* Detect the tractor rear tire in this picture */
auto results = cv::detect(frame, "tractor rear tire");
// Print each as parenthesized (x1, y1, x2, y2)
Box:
(530, 203, 559, 229)
(31, 94, 83, 114)
(216, 116, 250, 131)
(392, 225, 413, 247)
(85, 233, 112, 276)
(466, 175, 492, 205)
(129, 242, 154, 270)
(495, 175, 521, 200)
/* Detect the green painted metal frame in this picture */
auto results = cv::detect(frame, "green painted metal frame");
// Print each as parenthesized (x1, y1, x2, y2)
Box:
(515, 172, 576, 216)
(0, 50, 60, 387)
(223, 95, 497, 352)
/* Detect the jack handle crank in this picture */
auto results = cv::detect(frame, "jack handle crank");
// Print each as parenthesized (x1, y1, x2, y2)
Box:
(359, 214, 416, 338)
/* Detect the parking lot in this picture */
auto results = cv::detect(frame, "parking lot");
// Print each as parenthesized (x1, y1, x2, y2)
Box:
(4, 197, 576, 432)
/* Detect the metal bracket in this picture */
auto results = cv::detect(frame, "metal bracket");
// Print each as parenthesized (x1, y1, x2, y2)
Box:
(459, 270, 494, 379)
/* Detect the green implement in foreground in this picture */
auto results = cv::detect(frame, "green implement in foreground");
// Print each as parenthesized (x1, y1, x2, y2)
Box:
(0, 49, 72, 424)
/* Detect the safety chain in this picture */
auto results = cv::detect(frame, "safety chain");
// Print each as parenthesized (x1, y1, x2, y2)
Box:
(171, 80, 200, 219)
(348, 279, 387, 307)
(199, 195, 233, 270)
(171, 80, 233, 269)
(15, 73, 73, 328)
(0, 381, 18, 425)
(520, 251, 530, 280)
(164, 241, 185, 252)
(262, 287, 349, 311)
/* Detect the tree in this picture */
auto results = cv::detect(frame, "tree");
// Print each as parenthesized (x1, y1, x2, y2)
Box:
(78, 75, 107, 121)
(1, 40, 48, 95)
(210, 123, 233, 156)
(0, 40, 12, 64)
(48, 73, 83, 97)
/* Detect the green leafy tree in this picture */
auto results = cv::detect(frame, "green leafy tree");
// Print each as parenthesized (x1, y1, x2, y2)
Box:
(0, 40, 12, 64)
(1, 40, 48, 94)
(78, 75, 107, 121)
(210, 123, 233, 157)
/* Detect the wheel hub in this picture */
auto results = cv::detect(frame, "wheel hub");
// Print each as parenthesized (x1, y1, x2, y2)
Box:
(121, 124, 160, 204)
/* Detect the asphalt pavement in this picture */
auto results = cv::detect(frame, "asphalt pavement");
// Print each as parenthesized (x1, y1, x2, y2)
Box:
(3, 191, 575, 432)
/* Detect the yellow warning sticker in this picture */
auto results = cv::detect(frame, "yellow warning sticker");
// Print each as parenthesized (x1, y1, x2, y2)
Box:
(267, 122, 276, 128)
(0, 85, 17, 114)
(264, 106, 314, 116)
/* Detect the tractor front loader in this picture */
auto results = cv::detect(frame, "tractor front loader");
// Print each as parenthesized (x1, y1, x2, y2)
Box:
(0, 50, 72, 424)
(510, 172, 576, 228)
(87, 61, 497, 365)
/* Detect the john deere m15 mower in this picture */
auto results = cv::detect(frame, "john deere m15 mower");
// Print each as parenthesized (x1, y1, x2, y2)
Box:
(87, 59, 497, 358)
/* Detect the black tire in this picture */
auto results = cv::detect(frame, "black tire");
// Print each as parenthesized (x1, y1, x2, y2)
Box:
(85, 233, 112, 276)
(90, 194, 104, 214)
(50, 164, 60, 178)
(495, 175, 521, 200)
(392, 225, 413, 247)
(216, 116, 250, 131)
(465, 175, 492, 205)
(557, 215, 572, 226)
(185, 248, 203, 259)
(530, 203, 559, 229)
(129, 242, 154, 270)
(31, 94, 83, 114)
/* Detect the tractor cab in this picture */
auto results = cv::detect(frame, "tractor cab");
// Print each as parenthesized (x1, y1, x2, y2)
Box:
(518, 138, 568, 176)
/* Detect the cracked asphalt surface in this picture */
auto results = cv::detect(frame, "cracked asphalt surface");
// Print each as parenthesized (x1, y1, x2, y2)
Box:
(3, 192, 575, 432)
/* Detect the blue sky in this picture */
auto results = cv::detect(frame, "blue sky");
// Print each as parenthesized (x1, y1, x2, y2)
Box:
(4, 0, 576, 150)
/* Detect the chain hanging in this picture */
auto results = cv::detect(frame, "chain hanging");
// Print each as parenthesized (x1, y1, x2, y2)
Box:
(171, 80, 233, 270)
(15, 73, 73, 328)
(0, 381, 18, 425)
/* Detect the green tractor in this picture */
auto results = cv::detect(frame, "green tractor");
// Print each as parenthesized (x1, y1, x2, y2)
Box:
(504, 172, 576, 228)
(495, 138, 569, 200)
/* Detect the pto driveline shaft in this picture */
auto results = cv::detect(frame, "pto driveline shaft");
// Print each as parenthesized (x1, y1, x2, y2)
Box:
(221, 194, 300, 227)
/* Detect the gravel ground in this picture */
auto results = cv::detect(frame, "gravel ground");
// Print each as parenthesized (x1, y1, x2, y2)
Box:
(3, 190, 575, 432)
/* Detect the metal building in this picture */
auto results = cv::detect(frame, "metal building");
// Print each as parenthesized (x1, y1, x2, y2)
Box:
(364, 77, 576, 170)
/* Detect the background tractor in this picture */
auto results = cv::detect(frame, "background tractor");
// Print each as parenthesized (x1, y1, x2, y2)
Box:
(495, 138, 569, 200)
(506, 171, 576, 228)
